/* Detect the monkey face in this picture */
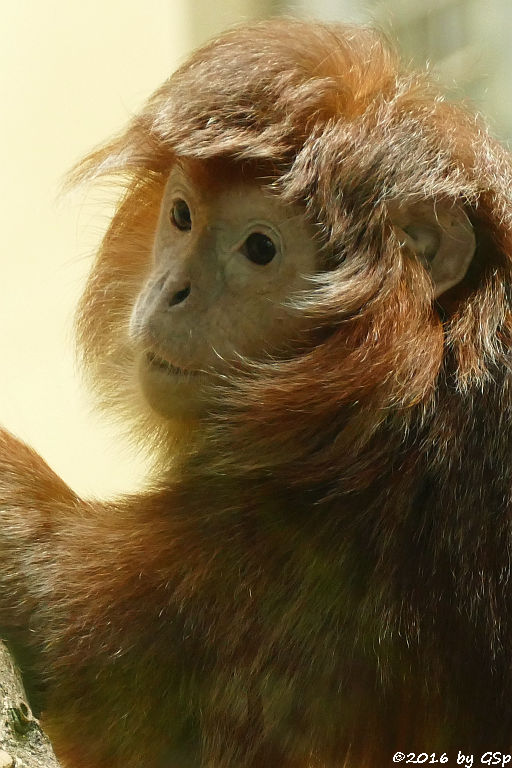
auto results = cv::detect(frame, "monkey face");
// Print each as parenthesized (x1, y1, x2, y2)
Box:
(128, 161, 319, 419)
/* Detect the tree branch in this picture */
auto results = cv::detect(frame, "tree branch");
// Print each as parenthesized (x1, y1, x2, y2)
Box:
(0, 642, 61, 768)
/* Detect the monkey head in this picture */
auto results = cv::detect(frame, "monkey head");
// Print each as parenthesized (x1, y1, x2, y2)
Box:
(71, 18, 511, 468)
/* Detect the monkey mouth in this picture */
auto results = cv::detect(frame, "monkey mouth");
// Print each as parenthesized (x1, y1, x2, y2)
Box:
(146, 351, 202, 377)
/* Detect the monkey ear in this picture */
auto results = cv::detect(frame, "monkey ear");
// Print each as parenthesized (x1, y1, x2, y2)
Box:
(390, 202, 476, 297)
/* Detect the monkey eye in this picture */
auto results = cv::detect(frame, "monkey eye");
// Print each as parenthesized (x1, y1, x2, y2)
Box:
(242, 232, 277, 266)
(170, 199, 192, 231)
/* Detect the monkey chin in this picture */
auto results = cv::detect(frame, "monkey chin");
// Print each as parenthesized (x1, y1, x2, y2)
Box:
(136, 351, 209, 421)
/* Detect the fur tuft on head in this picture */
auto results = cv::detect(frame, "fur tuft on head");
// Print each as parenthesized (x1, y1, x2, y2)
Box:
(71, 18, 512, 483)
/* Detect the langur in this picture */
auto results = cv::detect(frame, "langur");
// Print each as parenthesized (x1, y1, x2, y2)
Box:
(1, 17, 512, 768)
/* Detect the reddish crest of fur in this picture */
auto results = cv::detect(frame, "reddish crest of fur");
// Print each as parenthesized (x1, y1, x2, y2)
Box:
(71, 18, 512, 482)
(5, 19, 512, 768)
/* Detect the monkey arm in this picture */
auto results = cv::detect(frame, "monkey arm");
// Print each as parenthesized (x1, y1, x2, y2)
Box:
(0, 432, 296, 767)
(0, 428, 79, 636)
(0, 428, 204, 766)
(0, 429, 81, 705)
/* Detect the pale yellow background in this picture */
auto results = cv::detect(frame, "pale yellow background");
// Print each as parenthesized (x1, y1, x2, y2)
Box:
(0, 1, 274, 497)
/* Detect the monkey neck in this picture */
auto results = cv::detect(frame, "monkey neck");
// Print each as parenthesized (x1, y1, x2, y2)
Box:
(171, 361, 512, 528)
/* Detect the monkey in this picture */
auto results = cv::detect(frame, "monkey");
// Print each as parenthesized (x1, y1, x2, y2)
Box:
(1, 15, 512, 768)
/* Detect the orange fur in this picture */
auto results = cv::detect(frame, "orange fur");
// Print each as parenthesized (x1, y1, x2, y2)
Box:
(1, 17, 512, 768)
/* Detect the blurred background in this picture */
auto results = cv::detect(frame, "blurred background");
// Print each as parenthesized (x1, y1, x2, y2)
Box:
(1, 0, 510, 496)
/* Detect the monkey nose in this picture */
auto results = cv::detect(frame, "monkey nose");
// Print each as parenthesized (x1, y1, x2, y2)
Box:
(168, 282, 191, 307)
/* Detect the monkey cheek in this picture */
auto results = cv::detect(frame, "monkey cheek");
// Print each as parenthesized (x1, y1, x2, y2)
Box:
(136, 356, 207, 420)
